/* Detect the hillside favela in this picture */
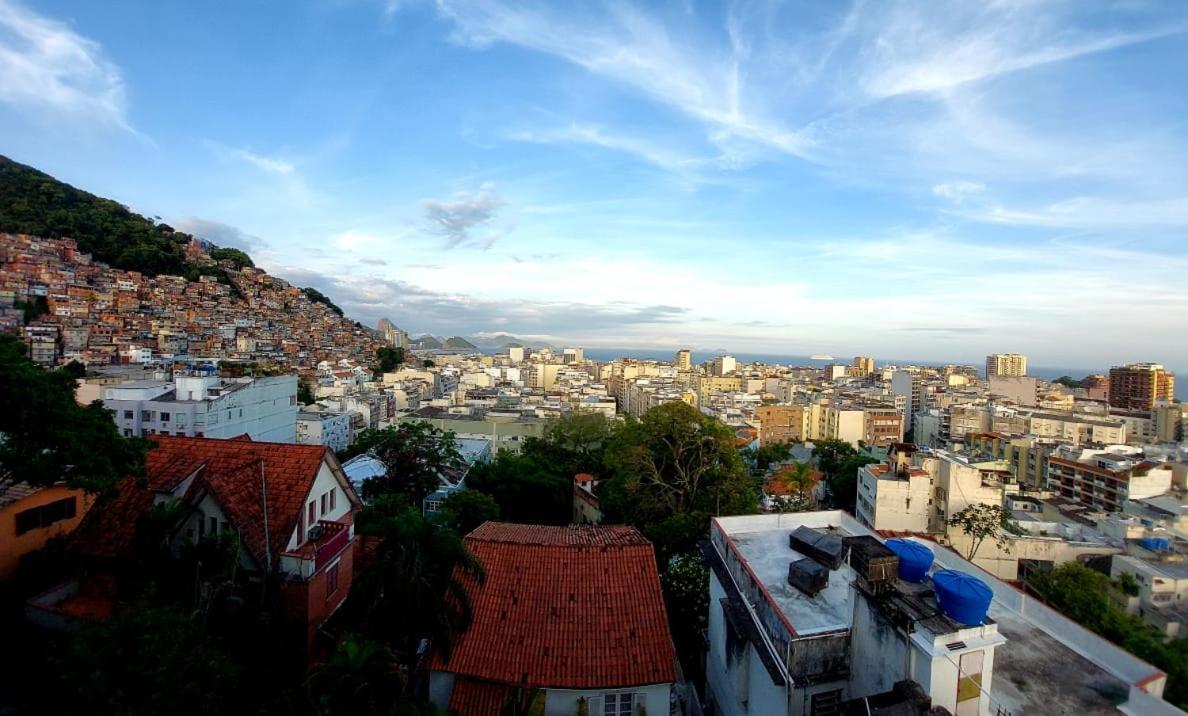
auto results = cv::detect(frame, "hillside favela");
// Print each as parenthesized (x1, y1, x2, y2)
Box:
(2, 2, 1188, 716)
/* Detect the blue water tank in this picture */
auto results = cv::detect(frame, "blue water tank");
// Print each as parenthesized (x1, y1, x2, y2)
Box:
(1140, 537, 1171, 552)
(932, 570, 993, 626)
(885, 539, 934, 583)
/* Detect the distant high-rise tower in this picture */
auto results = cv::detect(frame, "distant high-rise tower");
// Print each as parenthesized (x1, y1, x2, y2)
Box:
(711, 355, 736, 377)
(1109, 363, 1175, 411)
(851, 356, 874, 378)
(985, 353, 1027, 378)
(563, 347, 584, 364)
(376, 318, 409, 350)
(675, 349, 692, 371)
(508, 346, 526, 363)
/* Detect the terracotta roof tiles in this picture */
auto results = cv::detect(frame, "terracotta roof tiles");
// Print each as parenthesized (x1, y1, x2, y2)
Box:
(434, 523, 677, 690)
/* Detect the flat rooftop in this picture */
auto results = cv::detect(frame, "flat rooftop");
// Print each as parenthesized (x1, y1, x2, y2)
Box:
(713, 512, 1172, 715)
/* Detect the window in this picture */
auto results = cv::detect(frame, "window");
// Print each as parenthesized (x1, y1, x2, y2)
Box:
(603, 693, 635, 716)
(290, 395, 297, 406)
(195, 432, 204, 438)
(325, 560, 340, 598)
(123, 410, 133, 420)
(160, 412, 170, 422)
(123, 429, 132, 437)
(208, 516, 218, 536)
(308, 500, 317, 525)
(177, 414, 186, 425)
(329, 488, 336, 511)
(141, 410, 152, 421)
(15, 497, 78, 535)
(321, 492, 328, 515)
(425, 500, 441, 513)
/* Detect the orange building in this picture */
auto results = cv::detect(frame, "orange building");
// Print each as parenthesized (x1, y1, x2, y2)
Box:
(0, 483, 93, 579)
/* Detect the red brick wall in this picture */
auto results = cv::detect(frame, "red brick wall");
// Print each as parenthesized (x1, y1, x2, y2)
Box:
(279, 537, 356, 661)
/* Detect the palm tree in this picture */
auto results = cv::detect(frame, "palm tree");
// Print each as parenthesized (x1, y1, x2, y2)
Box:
(353, 499, 485, 692)
(304, 636, 399, 715)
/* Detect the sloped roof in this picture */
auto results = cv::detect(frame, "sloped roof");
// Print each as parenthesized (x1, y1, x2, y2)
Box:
(72, 435, 341, 565)
(433, 522, 676, 690)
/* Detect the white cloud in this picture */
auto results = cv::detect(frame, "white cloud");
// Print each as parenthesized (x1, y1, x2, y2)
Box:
(974, 196, 1188, 230)
(229, 147, 295, 175)
(422, 182, 507, 249)
(509, 123, 701, 172)
(932, 180, 985, 201)
(0, 0, 129, 127)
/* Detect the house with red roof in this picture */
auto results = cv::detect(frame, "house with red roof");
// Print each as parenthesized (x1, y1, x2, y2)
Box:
(28, 435, 362, 659)
(429, 523, 677, 716)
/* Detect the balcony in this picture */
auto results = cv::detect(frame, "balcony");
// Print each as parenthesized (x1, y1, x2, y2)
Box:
(280, 518, 353, 580)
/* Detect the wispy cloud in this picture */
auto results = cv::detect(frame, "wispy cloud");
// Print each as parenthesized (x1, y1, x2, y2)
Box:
(509, 123, 701, 172)
(0, 0, 129, 128)
(173, 217, 266, 252)
(228, 147, 294, 175)
(932, 180, 985, 201)
(422, 182, 507, 250)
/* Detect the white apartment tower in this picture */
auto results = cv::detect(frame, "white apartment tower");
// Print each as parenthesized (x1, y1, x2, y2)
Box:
(985, 353, 1027, 378)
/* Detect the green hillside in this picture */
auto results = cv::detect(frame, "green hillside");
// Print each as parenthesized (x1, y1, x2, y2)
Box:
(0, 155, 196, 276)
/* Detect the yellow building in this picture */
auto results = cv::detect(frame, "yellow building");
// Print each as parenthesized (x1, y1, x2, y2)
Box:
(1, 483, 94, 579)
(675, 349, 691, 371)
(851, 356, 875, 378)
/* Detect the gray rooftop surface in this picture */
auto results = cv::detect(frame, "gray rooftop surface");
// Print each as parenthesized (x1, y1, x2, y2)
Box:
(989, 606, 1129, 715)
(729, 525, 855, 636)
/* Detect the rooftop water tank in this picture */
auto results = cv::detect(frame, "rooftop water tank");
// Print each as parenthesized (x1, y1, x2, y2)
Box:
(885, 539, 934, 583)
(932, 570, 993, 626)
(1140, 537, 1171, 552)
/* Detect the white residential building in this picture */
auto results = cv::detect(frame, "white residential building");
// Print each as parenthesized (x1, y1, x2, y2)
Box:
(296, 411, 352, 453)
(103, 374, 298, 442)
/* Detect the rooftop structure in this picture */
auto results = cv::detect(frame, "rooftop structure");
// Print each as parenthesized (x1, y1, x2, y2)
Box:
(705, 511, 1177, 716)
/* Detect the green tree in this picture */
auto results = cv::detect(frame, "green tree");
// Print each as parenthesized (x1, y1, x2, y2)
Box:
(303, 636, 402, 715)
(350, 503, 483, 687)
(661, 553, 710, 681)
(465, 451, 572, 525)
(298, 380, 316, 405)
(743, 441, 794, 474)
(529, 411, 618, 478)
(51, 602, 239, 715)
(828, 454, 879, 512)
(422, 359, 435, 368)
(0, 335, 147, 493)
(301, 287, 344, 316)
(812, 438, 857, 478)
(345, 423, 464, 506)
(375, 346, 405, 375)
(209, 246, 254, 269)
(1052, 375, 1083, 388)
(437, 489, 501, 534)
(948, 503, 1013, 561)
(602, 402, 757, 524)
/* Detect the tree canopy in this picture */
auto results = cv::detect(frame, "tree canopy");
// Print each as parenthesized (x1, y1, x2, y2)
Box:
(209, 246, 254, 269)
(436, 489, 501, 535)
(0, 155, 197, 276)
(601, 401, 756, 526)
(345, 422, 464, 506)
(301, 286, 344, 316)
(0, 335, 147, 493)
(948, 503, 1014, 561)
(464, 450, 572, 525)
(375, 346, 405, 375)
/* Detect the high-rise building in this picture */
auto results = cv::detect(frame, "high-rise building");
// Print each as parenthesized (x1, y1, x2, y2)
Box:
(851, 356, 874, 377)
(710, 355, 736, 376)
(508, 346, 525, 363)
(375, 317, 409, 350)
(562, 347, 584, 364)
(1109, 363, 1175, 410)
(675, 349, 692, 371)
(985, 353, 1027, 378)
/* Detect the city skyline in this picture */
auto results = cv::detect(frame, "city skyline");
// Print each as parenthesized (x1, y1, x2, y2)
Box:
(2, 0, 1187, 365)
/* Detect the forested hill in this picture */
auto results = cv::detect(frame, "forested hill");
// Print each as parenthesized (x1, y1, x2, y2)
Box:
(0, 155, 195, 276)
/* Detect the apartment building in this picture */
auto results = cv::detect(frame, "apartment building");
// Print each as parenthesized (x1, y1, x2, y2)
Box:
(675, 348, 692, 370)
(296, 410, 352, 453)
(1048, 446, 1174, 512)
(1110, 363, 1175, 411)
(851, 355, 874, 378)
(102, 373, 298, 442)
(985, 353, 1028, 378)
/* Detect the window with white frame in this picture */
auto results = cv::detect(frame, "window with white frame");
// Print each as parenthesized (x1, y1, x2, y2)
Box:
(602, 692, 636, 716)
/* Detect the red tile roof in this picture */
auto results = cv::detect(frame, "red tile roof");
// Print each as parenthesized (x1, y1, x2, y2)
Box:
(72, 435, 341, 566)
(434, 522, 677, 690)
(447, 678, 516, 715)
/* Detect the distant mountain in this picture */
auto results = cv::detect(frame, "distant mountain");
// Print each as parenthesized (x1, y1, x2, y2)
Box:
(443, 336, 478, 350)
(412, 334, 443, 349)
(468, 333, 554, 350)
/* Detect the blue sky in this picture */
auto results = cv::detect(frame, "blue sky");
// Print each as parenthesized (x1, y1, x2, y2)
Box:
(2, 0, 1188, 371)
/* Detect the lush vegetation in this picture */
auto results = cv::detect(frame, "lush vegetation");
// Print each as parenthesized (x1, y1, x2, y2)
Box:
(375, 346, 405, 375)
(812, 438, 878, 512)
(1027, 563, 1188, 709)
(302, 286, 344, 316)
(948, 503, 1014, 561)
(0, 155, 196, 275)
(209, 246, 254, 269)
(0, 334, 147, 493)
(1052, 375, 1084, 388)
(343, 422, 465, 506)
